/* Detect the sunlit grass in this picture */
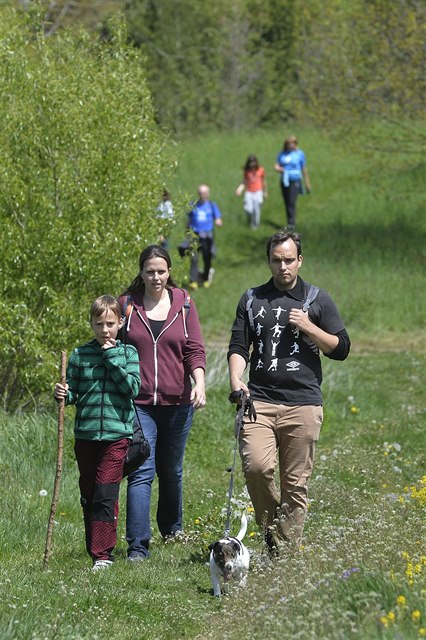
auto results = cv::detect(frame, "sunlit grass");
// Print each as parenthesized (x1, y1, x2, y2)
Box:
(1, 124, 425, 638)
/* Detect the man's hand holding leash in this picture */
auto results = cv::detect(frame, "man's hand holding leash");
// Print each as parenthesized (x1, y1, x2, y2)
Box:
(229, 388, 257, 439)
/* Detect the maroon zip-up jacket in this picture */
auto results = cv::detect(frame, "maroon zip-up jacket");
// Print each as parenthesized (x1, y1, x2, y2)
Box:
(119, 288, 206, 406)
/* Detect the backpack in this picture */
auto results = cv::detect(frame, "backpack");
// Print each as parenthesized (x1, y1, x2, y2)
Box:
(246, 283, 319, 332)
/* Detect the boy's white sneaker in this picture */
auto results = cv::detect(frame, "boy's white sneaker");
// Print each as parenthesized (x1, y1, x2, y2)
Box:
(92, 559, 113, 573)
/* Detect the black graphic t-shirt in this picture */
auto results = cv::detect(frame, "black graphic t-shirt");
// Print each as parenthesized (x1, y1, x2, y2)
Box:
(228, 277, 348, 405)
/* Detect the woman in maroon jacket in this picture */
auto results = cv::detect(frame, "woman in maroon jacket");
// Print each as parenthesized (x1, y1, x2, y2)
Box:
(120, 245, 206, 561)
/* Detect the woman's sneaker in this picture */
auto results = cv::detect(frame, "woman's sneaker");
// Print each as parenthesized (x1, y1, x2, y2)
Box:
(92, 559, 113, 572)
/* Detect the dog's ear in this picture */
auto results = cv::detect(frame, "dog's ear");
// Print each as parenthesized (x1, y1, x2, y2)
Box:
(231, 541, 241, 553)
(209, 542, 219, 551)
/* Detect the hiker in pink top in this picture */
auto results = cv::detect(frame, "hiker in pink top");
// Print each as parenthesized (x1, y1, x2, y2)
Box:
(235, 154, 268, 229)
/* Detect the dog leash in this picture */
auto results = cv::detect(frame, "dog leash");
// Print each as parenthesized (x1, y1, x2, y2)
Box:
(224, 390, 257, 538)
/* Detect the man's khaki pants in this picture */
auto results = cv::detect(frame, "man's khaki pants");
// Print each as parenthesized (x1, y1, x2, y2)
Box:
(239, 401, 323, 544)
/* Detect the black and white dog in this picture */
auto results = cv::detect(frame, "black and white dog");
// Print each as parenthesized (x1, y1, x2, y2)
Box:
(209, 514, 250, 597)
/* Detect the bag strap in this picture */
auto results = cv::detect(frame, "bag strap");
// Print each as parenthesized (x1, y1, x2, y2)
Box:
(302, 284, 320, 312)
(119, 295, 146, 439)
(133, 401, 146, 437)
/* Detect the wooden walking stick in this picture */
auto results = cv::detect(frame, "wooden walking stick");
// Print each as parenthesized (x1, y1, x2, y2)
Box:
(43, 350, 67, 569)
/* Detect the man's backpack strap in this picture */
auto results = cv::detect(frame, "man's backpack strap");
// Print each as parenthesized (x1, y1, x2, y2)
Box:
(246, 288, 255, 331)
(302, 285, 320, 312)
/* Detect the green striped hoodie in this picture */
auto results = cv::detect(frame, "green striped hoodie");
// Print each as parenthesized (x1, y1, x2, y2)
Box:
(66, 339, 140, 441)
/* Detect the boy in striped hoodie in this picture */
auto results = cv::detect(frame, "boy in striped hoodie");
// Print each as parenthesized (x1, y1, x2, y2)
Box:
(54, 295, 140, 572)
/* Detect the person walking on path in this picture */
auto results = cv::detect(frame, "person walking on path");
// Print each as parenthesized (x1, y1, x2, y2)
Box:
(187, 184, 223, 289)
(227, 230, 350, 556)
(157, 188, 174, 250)
(119, 244, 206, 561)
(54, 295, 140, 572)
(274, 135, 311, 229)
(235, 154, 268, 229)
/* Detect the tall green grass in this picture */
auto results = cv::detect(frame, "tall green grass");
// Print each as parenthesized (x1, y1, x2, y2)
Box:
(169, 125, 425, 345)
(0, 125, 425, 639)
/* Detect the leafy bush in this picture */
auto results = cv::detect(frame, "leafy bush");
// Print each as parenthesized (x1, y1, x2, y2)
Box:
(0, 7, 172, 410)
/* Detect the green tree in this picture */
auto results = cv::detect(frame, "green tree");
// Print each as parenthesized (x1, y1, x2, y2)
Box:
(0, 7, 171, 411)
(293, 0, 425, 156)
(125, 0, 225, 134)
(124, 0, 299, 133)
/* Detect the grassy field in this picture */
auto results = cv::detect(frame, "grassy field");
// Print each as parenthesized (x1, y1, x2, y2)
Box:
(0, 125, 425, 639)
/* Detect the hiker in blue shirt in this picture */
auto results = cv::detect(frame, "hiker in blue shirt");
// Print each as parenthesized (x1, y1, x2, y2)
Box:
(187, 184, 223, 289)
(274, 135, 311, 229)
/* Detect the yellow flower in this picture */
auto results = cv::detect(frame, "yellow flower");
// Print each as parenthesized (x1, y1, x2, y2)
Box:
(249, 531, 255, 538)
(387, 611, 395, 622)
(412, 610, 421, 623)
(247, 506, 255, 513)
(402, 551, 410, 560)
(383, 451, 389, 456)
(418, 627, 426, 637)
(382, 483, 388, 488)
(350, 406, 359, 414)
(379, 616, 388, 627)
(194, 518, 200, 525)
(396, 595, 407, 606)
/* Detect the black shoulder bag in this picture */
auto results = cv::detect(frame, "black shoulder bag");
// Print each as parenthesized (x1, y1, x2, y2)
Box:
(122, 403, 151, 477)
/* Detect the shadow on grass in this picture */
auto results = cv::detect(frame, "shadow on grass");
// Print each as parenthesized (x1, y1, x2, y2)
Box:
(223, 214, 426, 270)
(189, 550, 208, 565)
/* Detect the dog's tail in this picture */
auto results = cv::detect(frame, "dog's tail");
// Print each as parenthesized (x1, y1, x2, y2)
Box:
(236, 513, 248, 541)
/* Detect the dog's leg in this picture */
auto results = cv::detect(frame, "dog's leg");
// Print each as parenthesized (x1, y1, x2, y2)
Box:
(211, 575, 222, 597)
(210, 558, 222, 597)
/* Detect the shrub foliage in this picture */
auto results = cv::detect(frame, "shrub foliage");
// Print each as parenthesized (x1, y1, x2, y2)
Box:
(0, 7, 170, 410)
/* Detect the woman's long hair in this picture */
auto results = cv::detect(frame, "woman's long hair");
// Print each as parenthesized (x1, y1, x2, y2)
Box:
(244, 154, 259, 171)
(121, 244, 177, 296)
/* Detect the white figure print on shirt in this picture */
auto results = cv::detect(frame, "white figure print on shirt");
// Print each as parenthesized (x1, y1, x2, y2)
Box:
(258, 340, 264, 355)
(256, 323, 263, 336)
(272, 305, 286, 321)
(290, 342, 299, 356)
(271, 323, 285, 338)
(271, 340, 279, 357)
(292, 326, 300, 339)
(255, 358, 263, 370)
(254, 306, 266, 320)
(268, 358, 278, 372)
